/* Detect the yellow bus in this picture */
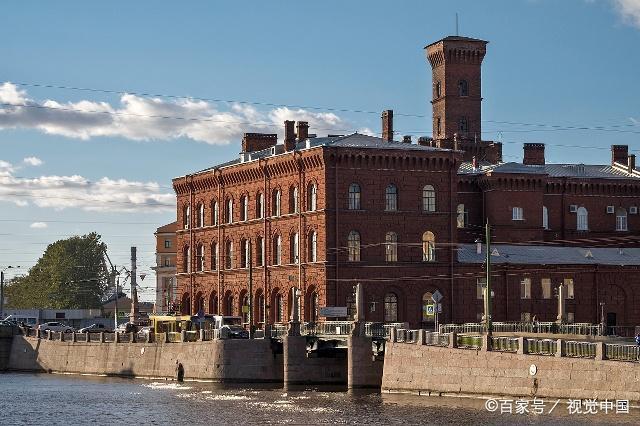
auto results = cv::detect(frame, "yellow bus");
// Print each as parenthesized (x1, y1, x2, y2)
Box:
(149, 315, 193, 334)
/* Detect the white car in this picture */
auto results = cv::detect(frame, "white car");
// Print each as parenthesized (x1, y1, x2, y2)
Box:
(38, 322, 74, 333)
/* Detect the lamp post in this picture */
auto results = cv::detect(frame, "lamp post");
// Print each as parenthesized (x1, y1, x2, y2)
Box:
(1, 266, 20, 320)
(599, 302, 606, 336)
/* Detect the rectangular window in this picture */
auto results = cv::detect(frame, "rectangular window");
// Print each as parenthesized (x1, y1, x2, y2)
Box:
(512, 207, 524, 221)
(521, 312, 531, 322)
(564, 278, 574, 300)
(164, 258, 171, 267)
(477, 277, 486, 300)
(541, 278, 551, 299)
(567, 312, 575, 323)
(520, 278, 531, 299)
(164, 240, 172, 248)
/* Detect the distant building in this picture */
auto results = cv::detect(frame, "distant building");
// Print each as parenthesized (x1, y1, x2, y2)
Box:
(153, 221, 177, 313)
(171, 35, 640, 329)
(2, 308, 104, 329)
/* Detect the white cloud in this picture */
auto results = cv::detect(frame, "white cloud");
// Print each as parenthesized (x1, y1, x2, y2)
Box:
(0, 82, 353, 145)
(23, 156, 43, 166)
(0, 159, 175, 212)
(29, 222, 48, 229)
(613, 0, 640, 27)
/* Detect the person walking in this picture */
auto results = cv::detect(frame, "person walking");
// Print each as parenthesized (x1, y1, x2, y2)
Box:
(635, 333, 640, 361)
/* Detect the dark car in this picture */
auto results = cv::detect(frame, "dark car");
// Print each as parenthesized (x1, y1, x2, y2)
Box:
(78, 324, 112, 333)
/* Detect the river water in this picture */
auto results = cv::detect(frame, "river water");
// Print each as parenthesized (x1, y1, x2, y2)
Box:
(0, 373, 638, 425)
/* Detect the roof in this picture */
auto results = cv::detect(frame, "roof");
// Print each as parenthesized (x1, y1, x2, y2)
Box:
(186, 133, 452, 176)
(155, 221, 177, 234)
(425, 35, 488, 48)
(458, 161, 640, 180)
(457, 244, 640, 266)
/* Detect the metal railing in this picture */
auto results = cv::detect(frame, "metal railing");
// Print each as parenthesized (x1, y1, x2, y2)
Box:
(490, 336, 519, 353)
(606, 326, 638, 338)
(396, 329, 407, 343)
(118, 333, 132, 343)
(565, 340, 596, 358)
(605, 343, 640, 362)
(103, 333, 115, 343)
(456, 334, 483, 350)
(203, 329, 220, 340)
(558, 323, 601, 336)
(184, 331, 199, 342)
(526, 338, 557, 356)
(440, 323, 485, 334)
(406, 330, 420, 343)
(89, 333, 102, 343)
(75, 333, 89, 343)
(440, 322, 607, 337)
(167, 332, 181, 343)
(270, 325, 288, 339)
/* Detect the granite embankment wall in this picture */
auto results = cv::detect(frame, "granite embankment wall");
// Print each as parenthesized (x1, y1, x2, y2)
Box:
(8, 335, 283, 382)
(382, 342, 640, 401)
(0, 326, 15, 370)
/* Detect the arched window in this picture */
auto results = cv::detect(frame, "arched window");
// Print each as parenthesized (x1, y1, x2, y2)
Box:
(346, 294, 356, 319)
(211, 242, 218, 270)
(208, 292, 218, 315)
(257, 292, 265, 323)
(275, 293, 284, 323)
(290, 233, 299, 264)
(307, 183, 317, 211)
(458, 79, 468, 97)
(348, 183, 361, 210)
(348, 231, 361, 262)
(241, 238, 249, 268)
(197, 203, 204, 227)
(458, 117, 468, 133)
(308, 231, 317, 262)
(241, 293, 249, 324)
(384, 293, 398, 322)
(422, 292, 435, 323)
(272, 189, 281, 216)
(577, 207, 588, 231)
(309, 291, 318, 323)
(422, 185, 436, 212)
(212, 200, 219, 225)
(183, 245, 190, 273)
(196, 244, 205, 271)
(543, 206, 549, 230)
(436, 117, 442, 136)
(226, 198, 233, 224)
(256, 236, 264, 266)
(225, 240, 234, 269)
(289, 186, 298, 214)
(240, 195, 248, 221)
(435, 81, 442, 98)
(273, 235, 282, 265)
(616, 207, 628, 231)
(181, 294, 190, 315)
(422, 231, 436, 262)
(225, 293, 234, 316)
(457, 204, 468, 228)
(183, 205, 190, 229)
(385, 232, 398, 262)
(195, 293, 205, 314)
(385, 184, 398, 211)
(256, 192, 264, 219)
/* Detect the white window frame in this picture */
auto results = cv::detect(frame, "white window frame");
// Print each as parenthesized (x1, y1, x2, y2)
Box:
(520, 278, 531, 299)
(512, 207, 524, 221)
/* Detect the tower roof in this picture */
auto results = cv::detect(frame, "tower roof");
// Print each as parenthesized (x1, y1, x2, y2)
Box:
(424, 35, 488, 49)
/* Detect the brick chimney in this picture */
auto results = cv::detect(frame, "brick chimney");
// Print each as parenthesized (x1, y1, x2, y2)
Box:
(242, 133, 278, 153)
(296, 121, 309, 141)
(523, 143, 545, 165)
(628, 154, 636, 174)
(382, 110, 393, 142)
(611, 145, 629, 165)
(284, 120, 296, 151)
(402, 135, 412, 143)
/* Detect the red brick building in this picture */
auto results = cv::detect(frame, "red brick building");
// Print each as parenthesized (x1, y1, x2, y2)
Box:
(172, 35, 640, 329)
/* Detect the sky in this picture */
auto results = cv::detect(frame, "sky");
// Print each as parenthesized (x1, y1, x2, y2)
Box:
(1, 0, 639, 301)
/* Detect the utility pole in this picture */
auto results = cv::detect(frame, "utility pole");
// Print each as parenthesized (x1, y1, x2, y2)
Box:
(129, 247, 139, 324)
(0, 266, 18, 320)
(484, 222, 493, 336)
(248, 240, 254, 339)
(114, 276, 119, 330)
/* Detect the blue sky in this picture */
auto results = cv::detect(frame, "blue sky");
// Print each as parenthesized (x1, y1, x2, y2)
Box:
(1, 0, 639, 301)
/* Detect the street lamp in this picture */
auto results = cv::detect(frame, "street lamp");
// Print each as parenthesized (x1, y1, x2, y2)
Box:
(1, 266, 20, 320)
(599, 302, 606, 336)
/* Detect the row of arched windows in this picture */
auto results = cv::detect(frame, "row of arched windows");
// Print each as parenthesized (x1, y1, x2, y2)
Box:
(433, 79, 469, 99)
(182, 183, 318, 229)
(182, 231, 318, 273)
(347, 184, 437, 212)
(346, 231, 436, 262)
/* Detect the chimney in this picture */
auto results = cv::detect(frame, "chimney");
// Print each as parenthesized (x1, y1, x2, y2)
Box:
(402, 135, 412, 143)
(242, 133, 278, 153)
(611, 145, 628, 165)
(417, 136, 433, 147)
(382, 110, 393, 142)
(472, 156, 478, 170)
(523, 143, 545, 165)
(284, 120, 296, 151)
(296, 121, 309, 141)
(628, 154, 636, 174)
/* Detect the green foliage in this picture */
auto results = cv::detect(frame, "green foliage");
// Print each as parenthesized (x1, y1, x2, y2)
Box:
(5, 232, 109, 309)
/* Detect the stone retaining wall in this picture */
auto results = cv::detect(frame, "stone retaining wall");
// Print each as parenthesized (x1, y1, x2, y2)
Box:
(382, 341, 640, 402)
(8, 335, 283, 382)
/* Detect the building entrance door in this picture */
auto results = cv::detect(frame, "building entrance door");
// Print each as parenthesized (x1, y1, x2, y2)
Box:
(606, 312, 617, 335)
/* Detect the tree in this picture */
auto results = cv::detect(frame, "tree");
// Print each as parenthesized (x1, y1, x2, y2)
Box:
(5, 233, 109, 309)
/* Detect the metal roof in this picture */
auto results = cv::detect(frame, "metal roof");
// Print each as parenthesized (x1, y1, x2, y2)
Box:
(458, 161, 640, 180)
(457, 244, 640, 266)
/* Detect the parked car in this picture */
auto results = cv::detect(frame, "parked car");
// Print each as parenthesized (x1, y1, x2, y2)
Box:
(78, 324, 112, 333)
(116, 322, 138, 333)
(38, 322, 73, 333)
(210, 316, 249, 339)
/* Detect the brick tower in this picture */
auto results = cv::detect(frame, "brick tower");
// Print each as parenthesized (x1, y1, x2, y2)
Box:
(425, 36, 487, 142)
